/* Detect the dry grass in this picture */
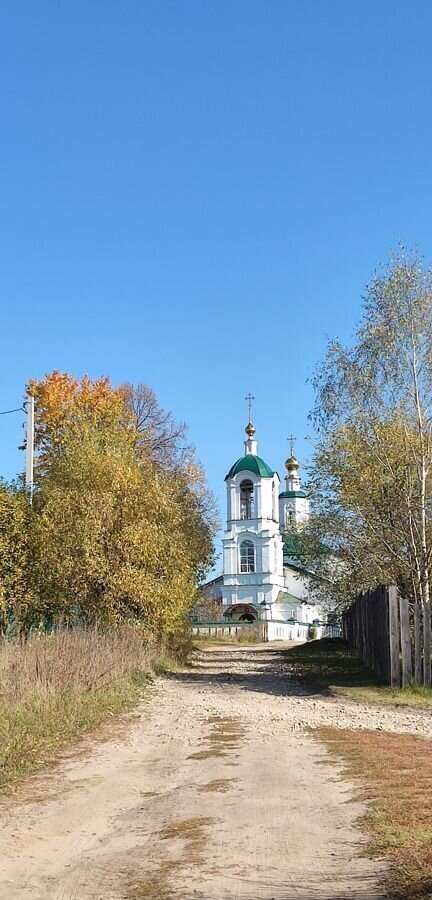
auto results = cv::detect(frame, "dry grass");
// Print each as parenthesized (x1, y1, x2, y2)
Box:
(187, 717, 244, 761)
(126, 817, 215, 898)
(198, 778, 236, 793)
(0, 627, 174, 786)
(125, 862, 177, 900)
(285, 638, 432, 708)
(318, 727, 432, 900)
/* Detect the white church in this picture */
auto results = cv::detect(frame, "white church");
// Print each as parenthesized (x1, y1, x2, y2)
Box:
(199, 412, 331, 641)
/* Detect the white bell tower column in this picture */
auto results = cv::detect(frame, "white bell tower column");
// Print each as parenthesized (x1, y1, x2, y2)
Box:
(222, 403, 284, 620)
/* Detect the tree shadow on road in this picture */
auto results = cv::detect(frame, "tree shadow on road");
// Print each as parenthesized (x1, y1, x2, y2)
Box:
(168, 647, 322, 699)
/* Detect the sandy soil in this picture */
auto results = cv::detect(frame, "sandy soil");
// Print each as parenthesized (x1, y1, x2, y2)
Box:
(0, 643, 410, 900)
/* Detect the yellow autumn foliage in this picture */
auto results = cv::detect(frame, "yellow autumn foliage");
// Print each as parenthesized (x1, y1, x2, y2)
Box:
(2, 373, 217, 634)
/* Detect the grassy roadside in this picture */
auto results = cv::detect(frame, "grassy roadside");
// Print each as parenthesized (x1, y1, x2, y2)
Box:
(284, 638, 432, 708)
(285, 639, 432, 897)
(318, 727, 432, 900)
(0, 627, 182, 788)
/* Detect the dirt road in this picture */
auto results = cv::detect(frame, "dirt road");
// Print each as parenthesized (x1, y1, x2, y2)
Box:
(0, 643, 414, 899)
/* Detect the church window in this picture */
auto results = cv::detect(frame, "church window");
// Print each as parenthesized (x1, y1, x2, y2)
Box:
(240, 539, 255, 573)
(240, 480, 254, 519)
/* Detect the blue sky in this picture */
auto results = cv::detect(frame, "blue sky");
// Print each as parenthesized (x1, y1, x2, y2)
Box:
(1, 1, 432, 568)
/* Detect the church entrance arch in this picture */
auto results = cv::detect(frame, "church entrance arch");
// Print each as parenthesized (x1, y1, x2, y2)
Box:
(224, 603, 258, 622)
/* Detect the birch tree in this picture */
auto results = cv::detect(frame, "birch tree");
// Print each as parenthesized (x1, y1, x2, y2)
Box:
(309, 252, 432, 679)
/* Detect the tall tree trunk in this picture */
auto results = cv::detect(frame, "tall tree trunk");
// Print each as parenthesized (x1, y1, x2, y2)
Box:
(412, 342, 431, 684)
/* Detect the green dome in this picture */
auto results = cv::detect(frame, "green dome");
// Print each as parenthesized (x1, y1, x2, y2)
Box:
(279, 490, 307, 499)
(225, 455, 275, 480)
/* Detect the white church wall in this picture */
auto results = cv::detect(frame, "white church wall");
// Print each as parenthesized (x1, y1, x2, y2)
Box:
(272, 602, 300, 621)
(283, 568, 311, 600)
(279, 496, 310, 529)
(258, 476, 278, 520)
(223, 538, 236, 576)
(266, 621, 309, 641)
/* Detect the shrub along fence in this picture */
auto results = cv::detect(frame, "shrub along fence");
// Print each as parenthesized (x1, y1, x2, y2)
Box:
(342, 585, 432, 688)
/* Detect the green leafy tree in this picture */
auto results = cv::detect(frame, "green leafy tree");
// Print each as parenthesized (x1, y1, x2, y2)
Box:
(12, 371, 218, 635)
(0, 482, 34, 632)
(31, 422, 216, 633)
(307, 251, 432, 681)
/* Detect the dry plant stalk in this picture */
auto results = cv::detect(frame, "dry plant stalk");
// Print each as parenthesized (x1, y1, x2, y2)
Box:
(0, 626, 170, 785)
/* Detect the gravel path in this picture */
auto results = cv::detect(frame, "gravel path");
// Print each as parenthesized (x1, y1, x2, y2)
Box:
(187, 644, 432, 739)
(1, 642, 426, 900)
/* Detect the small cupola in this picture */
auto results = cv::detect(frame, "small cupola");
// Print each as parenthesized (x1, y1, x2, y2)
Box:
(225, 420, 275, 480)
(284, 452, 302, 494)
(279, 437, 309, 530)
(225, 396, 275, 480)
(244, 419, 258, 456)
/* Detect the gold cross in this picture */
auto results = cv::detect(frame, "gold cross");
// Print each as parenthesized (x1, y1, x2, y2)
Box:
(287, 434, 296, 456)
(245, 393, 255, 421)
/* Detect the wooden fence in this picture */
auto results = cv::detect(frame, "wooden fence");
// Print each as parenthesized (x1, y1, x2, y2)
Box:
(191, 620, 341, 642)
(342, 585, 432, 688)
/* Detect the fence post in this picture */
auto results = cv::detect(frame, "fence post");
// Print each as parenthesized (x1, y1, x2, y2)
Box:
(424, 602, 431, 686)
(388, 585, 400, 688)
(399, 596, 413, 687)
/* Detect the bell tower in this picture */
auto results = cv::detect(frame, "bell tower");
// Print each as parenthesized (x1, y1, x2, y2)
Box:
(279, 436, 310, 530)
(222, 400, 284, 618)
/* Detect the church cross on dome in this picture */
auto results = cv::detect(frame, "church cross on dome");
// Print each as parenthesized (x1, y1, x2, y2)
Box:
(287, 434, 296, 456)
(245, 393, 255, 422)
(243, 393, 257, 455)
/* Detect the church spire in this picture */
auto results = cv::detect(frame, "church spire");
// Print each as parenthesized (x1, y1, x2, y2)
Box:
(244, 393, 257, 455)
(285, 435, 301, 491)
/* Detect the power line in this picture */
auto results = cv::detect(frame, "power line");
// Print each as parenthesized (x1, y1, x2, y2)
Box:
(0, 399, 34, 505)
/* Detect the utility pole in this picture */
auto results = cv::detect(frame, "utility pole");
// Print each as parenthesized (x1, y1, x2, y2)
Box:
(25, 393, 35, 505)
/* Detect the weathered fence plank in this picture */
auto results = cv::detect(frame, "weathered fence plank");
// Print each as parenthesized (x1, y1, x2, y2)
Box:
(424, 602, 431, 687)
(343, 585, 432, 688)
(414, 602, 422, 685)
(388, 585, 400, 688)
(399, 596, 413, 687)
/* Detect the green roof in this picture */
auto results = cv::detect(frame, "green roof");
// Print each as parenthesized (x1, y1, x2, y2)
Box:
(276, 590, 301, 604)
(225, 455, 275, 480)
(279, 490, 307, 499)
(283, 532, 306, 558)
(283, 532, 313, 577)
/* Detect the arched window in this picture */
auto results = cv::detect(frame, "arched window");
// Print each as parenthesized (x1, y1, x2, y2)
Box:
(240, 539, 255, 573)
(285, 508, 294, 528)
(240, 479, 254, 520)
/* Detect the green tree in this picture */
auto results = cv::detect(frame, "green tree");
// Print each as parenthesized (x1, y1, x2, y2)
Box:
(24, 373, 217, 634)
(308, 251, 432, 680)
(0, 482, 33, 632)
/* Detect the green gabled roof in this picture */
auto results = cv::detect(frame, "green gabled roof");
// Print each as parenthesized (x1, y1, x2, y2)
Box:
(284, 532, 331, 558)
(279, 490, 307, 499)
(225, 455, 275, 480)
(283, 532, 314, 577)
(276, 590, 301, 604)
(283, 531, 306, 558)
